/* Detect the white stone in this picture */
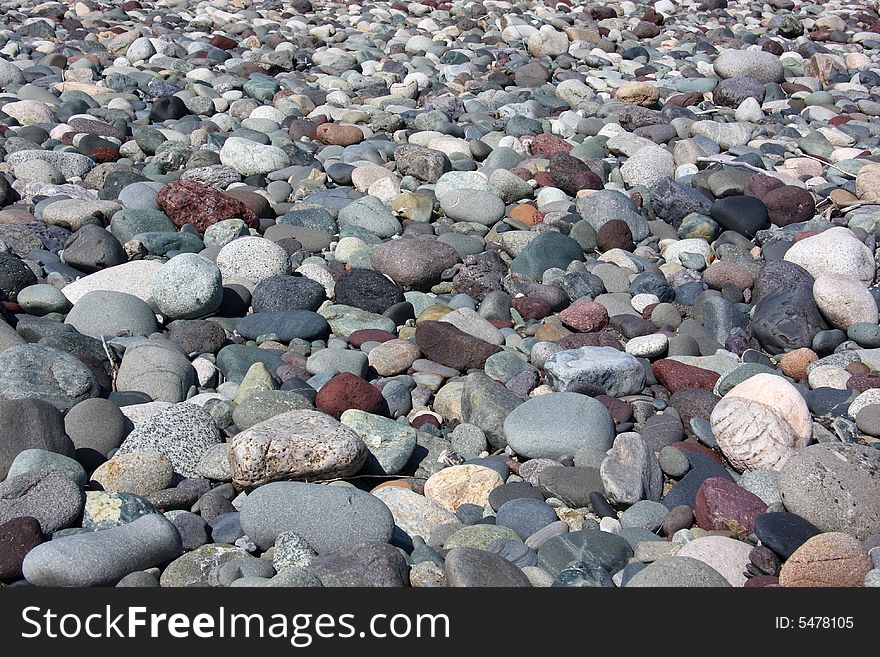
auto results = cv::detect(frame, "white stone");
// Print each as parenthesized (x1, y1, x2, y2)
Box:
(784, 227, 875, 285)
(710, 373, 812, 472)
(813, 273, 879, 329)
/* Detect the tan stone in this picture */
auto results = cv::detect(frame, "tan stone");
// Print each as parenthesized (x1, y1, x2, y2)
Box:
(367, 339, 421, 376)
(677, 536, 752, 587)
(856, 163, 880, 203)
(614, 81, 660, 107)
(90, 452, 173, 496)
(779, 532, 872, 587)
(423, 464, 503, 511)
(228, 410, 368, 487)
(372, 486, 459, 539)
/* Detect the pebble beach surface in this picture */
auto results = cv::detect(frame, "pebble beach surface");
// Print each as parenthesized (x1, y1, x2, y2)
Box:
(1, 0, 880, 589)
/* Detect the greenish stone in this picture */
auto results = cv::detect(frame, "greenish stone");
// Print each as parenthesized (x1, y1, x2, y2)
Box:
(339, 409, 417, 475)
(715, 363, 783, 397)
(132, 231, 204, 255)
(318, 304, 396, 338)
(444, 524, 521, 550)
(677, 213, 720, 241)
(7, 449, 87, 488)
(109, 208, 175, 243)
(233, 362, 278, 404)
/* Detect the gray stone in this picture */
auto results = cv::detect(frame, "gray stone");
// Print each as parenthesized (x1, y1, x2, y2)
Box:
(23, 514, 182, 586)
(460, 372, 524, 449)
(115, 341, 195, 403)
(779, 443, 880, 540)
(444, 547, 532, 587)
(626, 556, 731, 586)
(65, 290, 158, 339)
(0, 469, 84, 534)
(600, 433, 664, 505)
(153, 254, 223, 320)
(115, 403, 222, 478)
(239, 481, 395, 551)
(340, 410, 417, 475)
(504, 392, 615, 459)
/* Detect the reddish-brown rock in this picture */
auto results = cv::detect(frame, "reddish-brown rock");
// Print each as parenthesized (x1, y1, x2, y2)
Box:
(0, 516, 43, 581)
(209, 35, 238, 50)
(415, 321, 502, 372)
(315, 373, 383, 417)
(316, 123, 364, 146)
(557, 332, 621, 349)
(763, 185, 816, 227)
(348, 329, 397, 348)
(695, 477, 768, 538)
(530, 134, 573, 158)
(156, 180, 258, 232)
(559, 299, 609, 332)
(652, 359, 720, 393)
(511, 296, 552, 320)
(596, 219, 634, 252)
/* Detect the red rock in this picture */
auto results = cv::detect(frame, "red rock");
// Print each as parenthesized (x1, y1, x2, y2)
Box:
(829, 115, 851, 126)
(489, 319, 513, 329)
(670, 441, 725, 466)
(702, 261, 754, 290)
(92, 146, 120, 163)
(665, 92, 703, 107)
(411, 414, 440, 430)
(742, 173, 784, 200)
(415, 320, 501, 372)
(695, 477, 768, 538)
(532, 171, 555, 187)
(348, 329, 397, 348)
(847, 373, 880, 392)
(744, 575, 780, 587)
(209, 35, 238, 50)
(315, 123, 364, 146)
(156, 180, 258, 232)
(0, 516, 43, 581)
(559, 300, 609, 332)
(530, 134, 573, 158)
(281, 352, 307, 367)
(288, 118, 319, 140)
(511, 296, 552, 320)
(549, 152, 602, 196)
(315, 372, 383, 417)
(652, 359, 720, 393)
(762, 185, 815, 227)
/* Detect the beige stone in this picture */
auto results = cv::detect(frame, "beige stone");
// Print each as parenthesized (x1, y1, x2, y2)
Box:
(677, 536, 752, 587)
(367, 339, 421, 376)
(423, 464, 503, 511)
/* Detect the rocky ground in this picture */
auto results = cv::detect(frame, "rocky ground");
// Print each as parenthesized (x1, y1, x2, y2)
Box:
(0, 0, 879, 588)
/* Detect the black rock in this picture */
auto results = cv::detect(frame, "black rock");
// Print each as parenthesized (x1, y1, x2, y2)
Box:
(589, 492, 618, 518)
(0, 253, 37, 301)
(487, 481, 545, 511)
(754, 512, 821, 559)
(752, 287, 828, 355)
(62, 224, 126, 273)
(552, 558, 615, 587)
(662, 451, 733, 509)
(710, 195, 770, 237)
(537, 529, 633, 577)
(334, 268, 405, 314)
(251, 275, 327, 313)
(149, 96, 189, 121)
